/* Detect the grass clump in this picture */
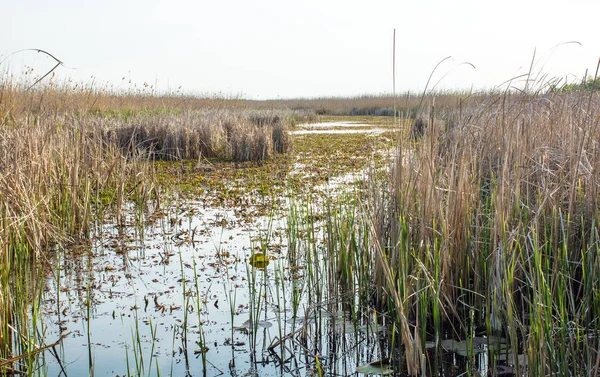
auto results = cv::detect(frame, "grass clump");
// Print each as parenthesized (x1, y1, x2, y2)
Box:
(102, 109, 297, 162)
(326, 91, 600, 375)
(0, 112, 159, 374)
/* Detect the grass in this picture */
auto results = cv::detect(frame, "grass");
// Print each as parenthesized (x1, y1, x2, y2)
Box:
(0, 110, 158, 374)
(0, 77, 313, 375)
(4, 68, 600, 376)
(323, 90, 600, 375)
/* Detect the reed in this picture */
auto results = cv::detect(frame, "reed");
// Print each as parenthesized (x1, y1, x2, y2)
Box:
(102, 109, 297, 162)
(0, 74, 311, 373)
(0, 108, 158, 373)
(322, 90, 600, 375)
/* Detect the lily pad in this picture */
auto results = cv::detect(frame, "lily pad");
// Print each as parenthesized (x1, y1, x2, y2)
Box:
(249, 253, 270, 268)
(356, 359, 393, 375)
(440, 339, 484, 357)
(438, 337, 509, 357)
(472, 335, 506, 345)
(234, 319, 273, 332)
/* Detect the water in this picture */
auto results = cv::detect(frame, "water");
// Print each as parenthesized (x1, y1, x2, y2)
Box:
(40, 202, 388, 376)
(34, 121, 508, 376)
(290, 129, 388, 135)
(290, 121, 395, 135)
(296, 122, 376, 129)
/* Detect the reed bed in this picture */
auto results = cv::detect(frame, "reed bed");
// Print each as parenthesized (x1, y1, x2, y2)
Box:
(326, 91, 600, 375)
(1, 77, 312, 161)
(101, 109, 296, 162)
(0, 71, 244, 119)
(0, 112, 159, 373)
(247, 91, 483, 116)
(1, 70, 472, 120)
(0, 79, 307, 373)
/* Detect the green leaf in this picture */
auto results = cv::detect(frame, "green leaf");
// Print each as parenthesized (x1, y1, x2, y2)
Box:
(249, 252, 270, 268)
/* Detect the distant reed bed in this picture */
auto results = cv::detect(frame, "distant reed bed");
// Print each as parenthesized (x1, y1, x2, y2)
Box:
(1, 75, 314, 161)
(0, 70, 245, 118)
(1, 68, 478, 120)
(248, 91, 485, 116)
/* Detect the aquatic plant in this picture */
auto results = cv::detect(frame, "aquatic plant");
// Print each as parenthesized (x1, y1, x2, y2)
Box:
(103, 109, 296, 162)
(0, 108, 161, 374)
(328, 90, 600, 375)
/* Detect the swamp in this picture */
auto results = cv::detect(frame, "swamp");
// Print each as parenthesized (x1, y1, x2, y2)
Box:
(1, 76, 600, 377)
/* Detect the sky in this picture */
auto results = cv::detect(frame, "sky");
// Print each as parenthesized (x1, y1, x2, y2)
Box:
(1, 0, 599, 99)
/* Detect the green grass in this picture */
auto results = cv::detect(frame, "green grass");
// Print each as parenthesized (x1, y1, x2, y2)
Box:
(319, 91, 600, 375)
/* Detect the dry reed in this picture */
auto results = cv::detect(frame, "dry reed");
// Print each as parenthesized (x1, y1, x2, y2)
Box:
(363, 90, 600, 374)
(0, 79, 307, 371)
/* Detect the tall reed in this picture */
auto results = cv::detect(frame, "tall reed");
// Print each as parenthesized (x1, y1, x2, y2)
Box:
(0, 74, 309, 373)
(328, 91, 600, 375)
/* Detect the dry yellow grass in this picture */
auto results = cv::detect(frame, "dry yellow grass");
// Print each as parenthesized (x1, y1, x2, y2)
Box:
(363, 90, 600, 374)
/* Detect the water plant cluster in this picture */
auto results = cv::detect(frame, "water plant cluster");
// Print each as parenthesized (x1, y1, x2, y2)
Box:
(101, 110, 296, 162)
(327, 91, 600, 375)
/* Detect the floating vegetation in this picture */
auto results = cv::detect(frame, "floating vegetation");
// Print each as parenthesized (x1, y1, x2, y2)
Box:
(248, 252, 270, 268)
(235, 319, 273, 332)
(356, 359, 394, 375)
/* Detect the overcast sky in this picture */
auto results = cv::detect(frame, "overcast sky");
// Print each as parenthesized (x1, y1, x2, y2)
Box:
(2, 0, 598, 99)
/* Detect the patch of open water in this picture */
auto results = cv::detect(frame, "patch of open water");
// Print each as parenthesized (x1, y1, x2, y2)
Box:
(296, 122, 378, 129)
(290, 129, 388, 135)
(41, 204, 386, 377)
(291, 121, 395, 135)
